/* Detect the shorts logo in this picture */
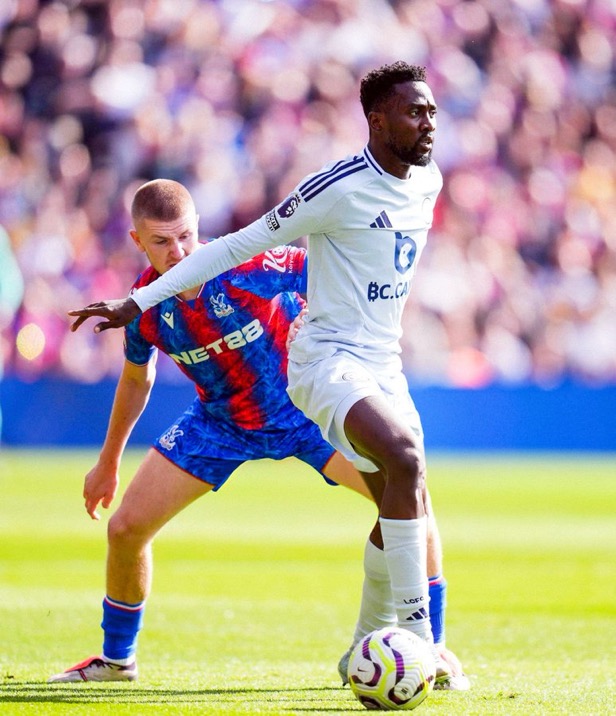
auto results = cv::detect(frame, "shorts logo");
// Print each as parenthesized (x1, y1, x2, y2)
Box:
(394, 232, 417, 274)
(277, 192, 301, 219)
(159, 425, 184, 451)
(210, 293, 234, 318)
(341, 371, 370, 383)
(265, 210, 280, 232)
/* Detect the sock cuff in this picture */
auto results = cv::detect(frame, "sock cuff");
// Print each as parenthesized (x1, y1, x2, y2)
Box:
(104, 596, 145, 612)
(379, 516, 427, 546)
(101, 653, 134, 666)
(428, 573, 447, 586)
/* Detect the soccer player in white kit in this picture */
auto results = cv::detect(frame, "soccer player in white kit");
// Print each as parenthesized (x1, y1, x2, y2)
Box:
(69, 62, 469, 689)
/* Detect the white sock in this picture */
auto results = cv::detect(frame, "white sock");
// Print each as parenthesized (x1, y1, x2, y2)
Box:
(379, 516, 432, 642)
(102, 654, 133, 666)
(351, 539, 396, 645)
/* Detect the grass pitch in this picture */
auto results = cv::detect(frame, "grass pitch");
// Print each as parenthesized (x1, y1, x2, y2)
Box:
(0, 449, 614, 715)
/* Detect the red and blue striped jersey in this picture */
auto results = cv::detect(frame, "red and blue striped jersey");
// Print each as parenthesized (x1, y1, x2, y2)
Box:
(124, 245, 307, 430)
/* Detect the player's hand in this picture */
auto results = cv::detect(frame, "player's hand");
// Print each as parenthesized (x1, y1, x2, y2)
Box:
(83, 463, 119, 520)
(286, 308, 308, 351)
(68, 298, 142, 333)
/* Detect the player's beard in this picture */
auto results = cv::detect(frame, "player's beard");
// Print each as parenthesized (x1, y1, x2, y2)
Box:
(387, 136, 432, 167)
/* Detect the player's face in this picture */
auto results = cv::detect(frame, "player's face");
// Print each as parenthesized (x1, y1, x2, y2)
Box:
(130, 211, 200, 275)
(377, 81, 437, 169)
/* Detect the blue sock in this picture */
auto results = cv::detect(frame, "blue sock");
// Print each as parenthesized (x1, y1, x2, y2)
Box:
(428, 574, 447, 645)
(101, 596, 145, 662)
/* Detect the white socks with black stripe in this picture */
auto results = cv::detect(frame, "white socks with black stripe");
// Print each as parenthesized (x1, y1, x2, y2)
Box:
(379, 516, 432, 642)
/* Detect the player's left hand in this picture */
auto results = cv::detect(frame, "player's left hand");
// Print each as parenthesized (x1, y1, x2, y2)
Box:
(68, 298, 142, 333)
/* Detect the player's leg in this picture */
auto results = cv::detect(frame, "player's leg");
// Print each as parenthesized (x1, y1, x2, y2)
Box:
(102, 447, 214, 653)
(106, 448, 212, 604)
(425, 492, 471, 690)
(425, 491, 445, 645)
(293, 377, 469, 688)
(315, 415, 448, 647)
(343, 395, 433, 644)
(48, 449, 213, 683)
(332, 461, 467, 687)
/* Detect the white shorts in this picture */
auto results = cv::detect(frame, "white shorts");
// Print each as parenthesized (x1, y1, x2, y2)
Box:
(287, 351, 424, 473)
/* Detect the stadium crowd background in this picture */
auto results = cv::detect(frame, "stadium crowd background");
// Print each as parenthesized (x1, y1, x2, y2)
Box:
(0, 0, 614, 389)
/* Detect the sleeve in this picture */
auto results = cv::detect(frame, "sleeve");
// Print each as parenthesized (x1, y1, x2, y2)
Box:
(230, 246, 307, 298)
(123, 318, 157, 366)
(131, 178, 330, 312)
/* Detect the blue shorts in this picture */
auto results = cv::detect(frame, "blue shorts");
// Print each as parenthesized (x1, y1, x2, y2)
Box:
(153, 397, 337, 490)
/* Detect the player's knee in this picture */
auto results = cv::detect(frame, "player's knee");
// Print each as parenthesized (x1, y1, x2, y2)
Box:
(387, 446, 426, 499)
(107, 510, 150, 548)
(386, 445, 426, 489)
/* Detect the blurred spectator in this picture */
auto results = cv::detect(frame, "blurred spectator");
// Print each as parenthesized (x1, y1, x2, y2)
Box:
(0, 0, 614, 386)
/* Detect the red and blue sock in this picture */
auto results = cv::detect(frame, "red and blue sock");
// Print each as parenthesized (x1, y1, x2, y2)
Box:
(428, 574, 447, 645)
(101, 595, 145, 663)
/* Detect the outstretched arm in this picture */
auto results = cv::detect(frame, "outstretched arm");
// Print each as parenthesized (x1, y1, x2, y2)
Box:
(68, 220, 280, 332)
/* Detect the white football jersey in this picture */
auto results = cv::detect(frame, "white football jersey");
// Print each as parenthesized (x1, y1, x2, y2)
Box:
(133, 146, 443, 364)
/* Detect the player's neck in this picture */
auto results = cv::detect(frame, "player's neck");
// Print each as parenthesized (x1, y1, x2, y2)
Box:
(367, 141, 412, 180)
(177, 286, 202, 302)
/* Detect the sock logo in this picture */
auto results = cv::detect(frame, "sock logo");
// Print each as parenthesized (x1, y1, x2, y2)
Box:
(405, 607, 429, 621)
(403, 596, 425, 604)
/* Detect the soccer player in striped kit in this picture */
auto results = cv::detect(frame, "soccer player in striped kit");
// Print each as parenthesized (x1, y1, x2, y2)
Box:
(64, 62, 470, 690)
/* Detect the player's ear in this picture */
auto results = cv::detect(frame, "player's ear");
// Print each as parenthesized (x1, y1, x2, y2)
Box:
(129, 229, 146, 252)
(368, 110, 385, 133)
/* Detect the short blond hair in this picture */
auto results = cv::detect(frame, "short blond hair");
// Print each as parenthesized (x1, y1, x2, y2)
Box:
(131, 179, 195, 224)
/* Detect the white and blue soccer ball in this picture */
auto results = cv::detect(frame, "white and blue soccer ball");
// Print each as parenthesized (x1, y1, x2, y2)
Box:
(347, 627, 436, 711)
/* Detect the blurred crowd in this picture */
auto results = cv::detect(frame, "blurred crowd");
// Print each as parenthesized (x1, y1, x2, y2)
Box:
(0, 0, 615, 387)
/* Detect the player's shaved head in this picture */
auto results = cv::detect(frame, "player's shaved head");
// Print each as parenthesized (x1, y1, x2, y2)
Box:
(131, 179, 195, 224)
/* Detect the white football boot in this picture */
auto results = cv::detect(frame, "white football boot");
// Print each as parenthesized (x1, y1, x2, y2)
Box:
(48, 656, 138, 683)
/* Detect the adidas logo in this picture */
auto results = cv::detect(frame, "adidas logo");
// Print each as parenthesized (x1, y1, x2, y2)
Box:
(405, 607, 429, 622)
(370, 211, 392, 228)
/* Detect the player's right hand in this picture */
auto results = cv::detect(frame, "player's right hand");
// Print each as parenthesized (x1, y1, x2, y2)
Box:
(68, 298, 142, 333)
(83, 463, 119, 520)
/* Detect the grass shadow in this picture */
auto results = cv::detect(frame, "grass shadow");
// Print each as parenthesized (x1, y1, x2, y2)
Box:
(1, 681, 360, 711)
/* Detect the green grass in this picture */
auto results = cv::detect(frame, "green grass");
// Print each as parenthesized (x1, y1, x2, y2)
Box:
(1, 449, 615, 714)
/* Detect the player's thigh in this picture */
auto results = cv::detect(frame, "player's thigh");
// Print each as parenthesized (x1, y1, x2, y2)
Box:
(344, 394, 423, 468)
(115, 448, 214, 535)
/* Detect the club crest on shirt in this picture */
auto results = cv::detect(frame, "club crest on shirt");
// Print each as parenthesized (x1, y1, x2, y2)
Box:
(394, 232, 417, 274)
(210, 292, 234, 318)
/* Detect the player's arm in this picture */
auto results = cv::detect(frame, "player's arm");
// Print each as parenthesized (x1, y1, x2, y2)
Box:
(68, 221, 283, 332)
(68, 191, 325, 332)
(83, 357, 156, 520)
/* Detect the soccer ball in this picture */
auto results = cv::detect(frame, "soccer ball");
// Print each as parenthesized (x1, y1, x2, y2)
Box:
(347, 627, 436, 711)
